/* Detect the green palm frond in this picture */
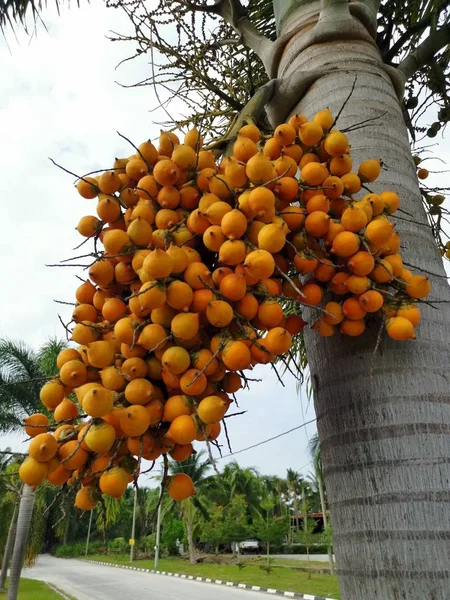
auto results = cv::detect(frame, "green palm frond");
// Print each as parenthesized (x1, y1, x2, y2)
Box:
(0, 0, 84, 33)
(169, 450, 212, 485)
(308, 432, 320, 459)
(0, 339, 42, 423)
(0, 339, 40, 382)
(0, 337, 66, 432)
(37, 337, 67, 377)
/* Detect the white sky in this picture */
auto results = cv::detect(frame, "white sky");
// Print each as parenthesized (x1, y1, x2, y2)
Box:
(0, 1, 317, 484)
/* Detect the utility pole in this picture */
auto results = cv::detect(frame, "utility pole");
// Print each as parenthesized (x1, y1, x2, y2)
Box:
(154, 501, 162, 569)
(130, 485, 138, 563)
(85, 510, 93, 557)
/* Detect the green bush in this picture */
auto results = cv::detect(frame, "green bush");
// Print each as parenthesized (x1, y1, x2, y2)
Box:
(161, 515, 185, 556)
(108, 537, 129, 554)
(278, 544, 330, 555)
(54, 543, 85, 558)
(138, 534, 156, 556)
(54, 541, 106, 558)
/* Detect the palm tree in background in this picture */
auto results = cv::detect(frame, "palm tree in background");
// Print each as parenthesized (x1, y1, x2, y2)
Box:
(285, 468, 301, 536)
(0, 337, 66, 600)
(0, 338, 65, 431)
(261, 475, 287, 517)
(214, 462, 263, 518)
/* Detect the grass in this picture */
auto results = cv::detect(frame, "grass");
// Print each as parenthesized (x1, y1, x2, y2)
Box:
(0, 578, 71, 600)
(84, 554, 341, 599)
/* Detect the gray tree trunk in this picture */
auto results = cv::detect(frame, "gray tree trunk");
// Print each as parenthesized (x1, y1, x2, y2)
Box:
(63, 514, 70, 546)
(7, 485, 35, 600)
(0, 502, 18, 592)
(301, 489, 307, 532)
(183, 502, 197, 565)
(274, 2, 450, 599)
(293, 491, 299, 531)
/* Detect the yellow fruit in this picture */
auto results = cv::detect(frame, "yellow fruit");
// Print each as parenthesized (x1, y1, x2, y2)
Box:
(84, 421, 116, 454)
(86, 341, 115, 369)
(19, 457, 49, 487)
(197, 395, 227, 424)
(168, 473, 195, 501)
(83, 387, 114, 418)
(29, 433, 58, 462)
(386, 317, 415, 340)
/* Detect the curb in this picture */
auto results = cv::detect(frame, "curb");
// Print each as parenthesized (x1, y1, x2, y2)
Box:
(47, 582, 72, 600)
(83, 559, 337, 600)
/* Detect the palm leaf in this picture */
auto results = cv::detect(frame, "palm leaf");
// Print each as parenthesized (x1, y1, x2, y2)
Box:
(37, 337, 67, 377)
(0, 0, 85, 33)
(0, 337, 66, 432)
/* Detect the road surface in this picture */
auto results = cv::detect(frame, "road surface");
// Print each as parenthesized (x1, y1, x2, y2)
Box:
(23, 555, 275, 600)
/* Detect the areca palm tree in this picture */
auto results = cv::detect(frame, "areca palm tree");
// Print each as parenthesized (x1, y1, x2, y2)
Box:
(285, 468, 301, 535)
(215, 462, 263, 517)
(0, 451, 21, 593)
(0, 338, 65, 431)
(261, 475, 287, 517)
(0, 337, 66, 600)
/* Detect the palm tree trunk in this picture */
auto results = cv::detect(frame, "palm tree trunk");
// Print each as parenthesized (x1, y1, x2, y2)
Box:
(63, 515, 70, 546)
(274, 2, 450, 599)
(183, 501, 196, 565)
(0, 502, 18, 592)
(293, 492, 299, 532)
(301, 489, 307, 532)
(6, 485, 35, 600)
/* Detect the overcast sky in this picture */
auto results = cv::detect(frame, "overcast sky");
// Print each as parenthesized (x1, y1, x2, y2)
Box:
(0, 1, 317, 484)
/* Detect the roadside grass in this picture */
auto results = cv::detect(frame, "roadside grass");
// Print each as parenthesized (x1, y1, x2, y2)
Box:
(84, 554, 340, 599)
(0, 578, 74, 600)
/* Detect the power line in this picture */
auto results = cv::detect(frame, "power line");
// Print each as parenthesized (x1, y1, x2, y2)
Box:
(216, 418, 317, 461)
(160, 418, 318, 474)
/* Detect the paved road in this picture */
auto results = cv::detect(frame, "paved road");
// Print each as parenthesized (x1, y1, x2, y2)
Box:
(23, 555, 274, 600)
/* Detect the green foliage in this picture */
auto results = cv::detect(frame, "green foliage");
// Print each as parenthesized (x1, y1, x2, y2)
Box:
(54, 543, 86, 558)
(295, 518, 319, 548)
(138, 534, 156, 555)
(0, 337, 66, 432)
(199, 503, 225, 548)
(108, 537, 129, 554)
(161, 514, 185, 555)
(259, 557, 274, 574)
(223, 495, 250, 545)
(254, 514, 289, 547)
(53, 540, 105, 558)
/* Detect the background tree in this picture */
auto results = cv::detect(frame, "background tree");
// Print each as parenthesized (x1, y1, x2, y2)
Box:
(254, 497, 289, 566)
(294, 517, 318, 578)
(212, 462, 263, 518)
(199, 502, 226, 554)
(0, 338, 66, 431)
(220, 494, 250, 557)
